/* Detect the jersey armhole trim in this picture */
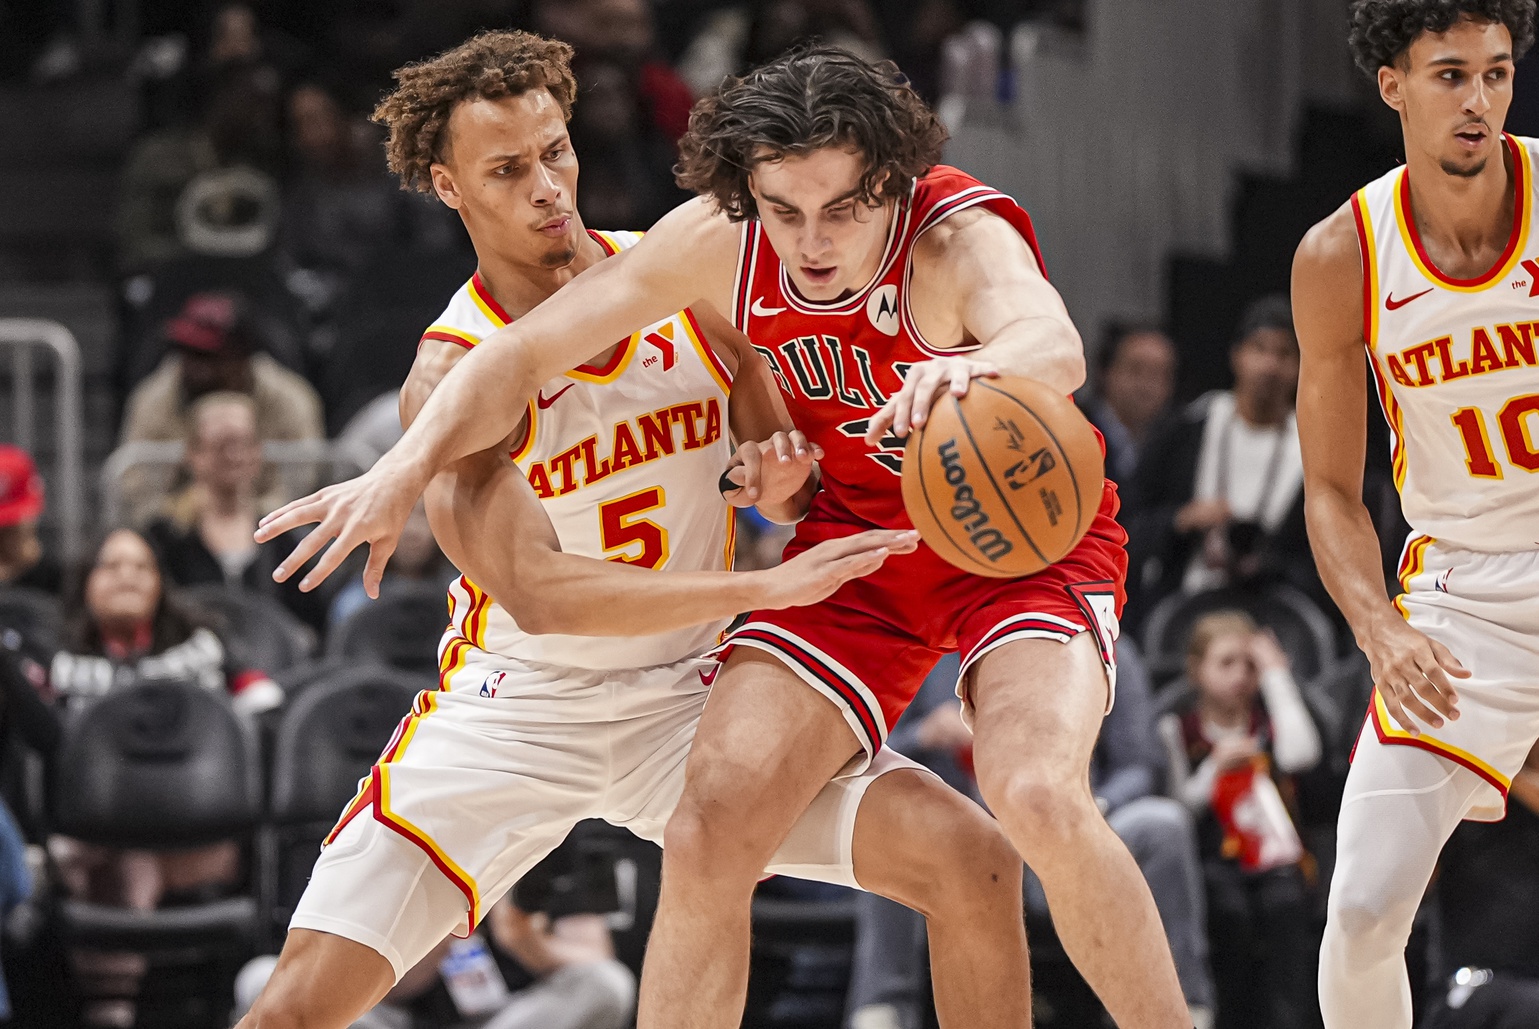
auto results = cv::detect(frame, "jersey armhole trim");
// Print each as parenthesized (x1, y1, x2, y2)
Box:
(681, 308, 733, 395)
(731, 221, 756, 334)
(421, 328, 480, 350)
(507, 402, 537, 464)
(900, 191, 1024, 357)
(1349, 190, 1379, 352)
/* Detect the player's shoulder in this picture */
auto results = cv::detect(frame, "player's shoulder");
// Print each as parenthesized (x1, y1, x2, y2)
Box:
(1294, 200, 1362, 280)
(421, 275, 497, 349)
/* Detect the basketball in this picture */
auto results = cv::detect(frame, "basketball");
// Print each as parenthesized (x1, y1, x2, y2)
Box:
(901, 376, 1104, 578)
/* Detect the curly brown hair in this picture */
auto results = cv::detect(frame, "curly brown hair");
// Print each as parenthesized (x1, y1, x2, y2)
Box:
(676, 44, 948, 222)
(1349, 0, 1536, 76)
(371, 30, 578, 193)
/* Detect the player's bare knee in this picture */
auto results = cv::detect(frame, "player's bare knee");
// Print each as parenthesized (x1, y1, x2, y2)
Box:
(982, 766, 1097, 858)
(661, 799, 771, 884)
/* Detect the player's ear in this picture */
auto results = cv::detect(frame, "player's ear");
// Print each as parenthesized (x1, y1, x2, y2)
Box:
(430, 163, 463, 210)
(1378, 63, 1407, 113)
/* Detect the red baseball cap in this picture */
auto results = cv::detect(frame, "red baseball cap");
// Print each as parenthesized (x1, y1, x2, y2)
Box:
(164, 292, 251, 355)
(0, 446, 44, 527)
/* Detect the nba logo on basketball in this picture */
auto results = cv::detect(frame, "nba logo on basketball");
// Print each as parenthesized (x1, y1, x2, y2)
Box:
(480, 671, 508, 698)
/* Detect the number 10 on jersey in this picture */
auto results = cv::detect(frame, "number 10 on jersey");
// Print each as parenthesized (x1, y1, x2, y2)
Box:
(1451, 393, 1539, 478)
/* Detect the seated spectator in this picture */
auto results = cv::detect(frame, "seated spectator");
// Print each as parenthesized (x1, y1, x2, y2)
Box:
(1424, 742, 1539, 1029)
(145, 392, 330, 632)
(567, 59, 694, 229)
(235, 896, 635, 1029)
(328, 499, 452, 631)
(1157, 611, 1322, 1029)
(1079, 322, 1178, 486)
(47, 527, 279, 1028)
(0, 445, 61, 595)
(1124, 297, 1314, 628)
(117, 291, 324, 523)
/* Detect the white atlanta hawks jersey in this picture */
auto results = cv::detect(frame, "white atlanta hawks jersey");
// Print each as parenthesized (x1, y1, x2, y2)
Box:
(422, 230, 737, 671)
(1352, 133, 1539, 551)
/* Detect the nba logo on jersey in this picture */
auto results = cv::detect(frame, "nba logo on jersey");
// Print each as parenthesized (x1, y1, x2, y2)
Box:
(1434, 568, 1452, 594)
(480, 671, 508, 698)
(867, 283, 900, 336)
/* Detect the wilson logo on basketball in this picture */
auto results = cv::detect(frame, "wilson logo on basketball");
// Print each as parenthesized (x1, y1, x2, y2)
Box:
(937, 438, 1014, 562)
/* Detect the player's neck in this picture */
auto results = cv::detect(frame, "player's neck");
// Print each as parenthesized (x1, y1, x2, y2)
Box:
(1403, 135, 1516, 260)
(472, 227, 607, 321)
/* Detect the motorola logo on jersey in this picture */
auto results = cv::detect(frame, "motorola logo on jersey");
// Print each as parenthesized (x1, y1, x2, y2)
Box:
(867, 283, 901, 336)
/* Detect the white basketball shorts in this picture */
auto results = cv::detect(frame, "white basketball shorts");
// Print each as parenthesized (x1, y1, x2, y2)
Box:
(1363, 536, 1539, 821)
(290, 647, 927, 978)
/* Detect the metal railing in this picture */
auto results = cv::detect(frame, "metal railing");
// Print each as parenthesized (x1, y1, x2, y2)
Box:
(0, 320, 84, 561)
(101, 439, 372, 528)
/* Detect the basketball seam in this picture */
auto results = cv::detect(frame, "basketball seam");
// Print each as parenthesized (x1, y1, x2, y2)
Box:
(955, 391, 1051, 567)
(977, 379, 1088, 545)
(914, 400, 1012, 575)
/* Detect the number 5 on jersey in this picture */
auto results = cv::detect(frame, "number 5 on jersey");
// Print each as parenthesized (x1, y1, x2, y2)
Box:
(1451, 393, 1539, 479)
(600, 487, 670, 569)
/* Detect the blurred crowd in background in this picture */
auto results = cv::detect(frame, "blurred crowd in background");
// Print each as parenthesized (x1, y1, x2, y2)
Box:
(0, 2, 1535, 1029)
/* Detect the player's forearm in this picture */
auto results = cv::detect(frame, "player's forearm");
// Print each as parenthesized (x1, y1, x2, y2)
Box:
(1304, 485, 1401, 649)
(976, 316, 1086, 394)
(500, 552, 770, 636)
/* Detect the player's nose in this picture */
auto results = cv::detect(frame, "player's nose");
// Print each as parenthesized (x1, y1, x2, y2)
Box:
(530, 162, 563, 204)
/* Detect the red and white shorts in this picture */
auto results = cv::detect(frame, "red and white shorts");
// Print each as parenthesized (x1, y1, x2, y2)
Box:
(714, 485, 1129, 769)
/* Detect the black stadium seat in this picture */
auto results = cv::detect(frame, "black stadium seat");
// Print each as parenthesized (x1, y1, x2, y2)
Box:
(263, 664, 427, 942)
(326, 582, 450, 676)
(1140, 583, 1339, 687)
(176, 583, 317, 676)
(49, 678, 263, 1023)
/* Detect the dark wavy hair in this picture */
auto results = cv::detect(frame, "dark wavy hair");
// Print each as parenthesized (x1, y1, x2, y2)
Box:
(1349, 0, 1536, 76)
(675, 44, 948, 222)
(372, 30, 578, 194)
(65, 528, 208, 658)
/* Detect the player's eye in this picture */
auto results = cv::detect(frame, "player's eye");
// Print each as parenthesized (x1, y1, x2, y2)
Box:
(545, 146, 566, 160)
(772, 207, 798, 221)
(1442, 70, 1463, 82)
(827, 205, 853, 221)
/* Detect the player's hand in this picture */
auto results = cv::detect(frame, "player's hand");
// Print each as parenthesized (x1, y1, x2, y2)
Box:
(255, 462, 426, 596)
(759, 529, 919, 609)
(721, 432, 823, 508)
(1210, 736, 1262, 771)
(864, 357, 999, 446)
(1364, 614, 1470, 734)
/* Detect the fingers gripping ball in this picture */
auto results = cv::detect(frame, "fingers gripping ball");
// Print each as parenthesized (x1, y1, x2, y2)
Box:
(901, 376, 1103, 578)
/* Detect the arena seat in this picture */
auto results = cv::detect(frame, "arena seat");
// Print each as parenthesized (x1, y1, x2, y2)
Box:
(1140, 583, 1339, 687)
(49, 678, 263, 1022)
(176, 583, 317, 676)
(262, 663, 426, 943)
(746, 884, 859, 1028)
(326, 581, 449, 676)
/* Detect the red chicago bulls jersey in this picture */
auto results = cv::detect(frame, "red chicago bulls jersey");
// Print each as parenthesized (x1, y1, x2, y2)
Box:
(730, 166, 1053, 528)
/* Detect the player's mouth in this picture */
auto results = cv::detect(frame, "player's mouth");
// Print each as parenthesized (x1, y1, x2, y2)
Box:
(1455, 125, 1489, 151)
(801, 266, 837, 286)
(537, 215, 572, 236)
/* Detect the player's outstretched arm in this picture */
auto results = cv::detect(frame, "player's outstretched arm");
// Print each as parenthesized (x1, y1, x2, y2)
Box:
(425, 449, 917, 636)
(257, 199, 740, 595)
(1293, 205, 1468, 734)
(865, 206, 1084, 445)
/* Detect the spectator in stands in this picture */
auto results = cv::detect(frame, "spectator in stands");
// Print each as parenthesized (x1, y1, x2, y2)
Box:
(1157, 611, 1321, 1029)
(0, 446, 61, 596)
(144, 392, 329, 631)
(1080, 322, 1178, 485)
(1424, 742, 1539, 1029)
(327, 499, 450, 631)
(678, 0, 888, 96)
(1123, 297, 1312, 629)
(533, 0, 696, 142)
(116, 61, 285, 272)
(117, 291, 324, 522)
(567, 59, 694, 229)
(279, 80, 399, 310)
(235, 894, 635, 1029)
(47, 526, 279, 1028)
(845, 642, 1214, 1029)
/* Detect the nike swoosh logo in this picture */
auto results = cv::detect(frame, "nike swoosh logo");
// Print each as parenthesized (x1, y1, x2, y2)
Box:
(1385, 288, 1434, 311)
(536, 383, 575, 409)
(698, 665, 720, 687)
(750, 297, 787, 317)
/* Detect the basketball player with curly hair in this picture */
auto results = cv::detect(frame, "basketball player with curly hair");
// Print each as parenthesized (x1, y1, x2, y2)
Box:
(1293, 2, 1539, 1026)
(262, 41, 1193, 1029)
(237, 31, 1034, 1029)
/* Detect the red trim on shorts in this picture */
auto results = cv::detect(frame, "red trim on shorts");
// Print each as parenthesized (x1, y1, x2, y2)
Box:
(1368, 700, 1511, 801)
(727, 626, 883, 753)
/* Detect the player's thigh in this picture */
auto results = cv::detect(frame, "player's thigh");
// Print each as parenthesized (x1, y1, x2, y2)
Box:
(245, 927, 396, 1027)
(968, 632, 1110, 796)
(671, 648, 866, 851)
